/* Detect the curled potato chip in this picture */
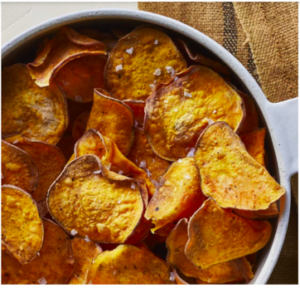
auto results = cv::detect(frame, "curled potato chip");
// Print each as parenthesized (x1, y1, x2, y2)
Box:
(2, 64, 68, 145)
(185, 198, 272, 269)
(54, 55, 107, 102)
(69, 238, 102, 284)
(75, 129, 155, 197)
(2, 219, 74, 284)
(176, 39, 230, 76)
(2, 185, 44, 264)
(86, 89, 134, 155)
(166, 218, 253, 283)
(127, 128, 170, 184)
(1, 140, 38, 192)
(145, 65, 245, 161)
(27, 27, 106, 87)
(195, 122, 285, 210)
(47, 154, 144, 243)
(86, 244, 170, 284)
(145, 158, 205, 232)
(72, 111, 90, 142)
(106, 26, 187, 101)
(123, 100, 145, 128)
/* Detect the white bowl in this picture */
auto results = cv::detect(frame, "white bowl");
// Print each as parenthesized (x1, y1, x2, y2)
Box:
(2, 9, 298, 284)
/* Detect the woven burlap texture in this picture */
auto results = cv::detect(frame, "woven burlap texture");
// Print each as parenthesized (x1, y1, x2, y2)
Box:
(139, 2, 298, 284)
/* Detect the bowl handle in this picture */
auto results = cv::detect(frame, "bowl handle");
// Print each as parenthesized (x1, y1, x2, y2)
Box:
(266, 97, 298, 178)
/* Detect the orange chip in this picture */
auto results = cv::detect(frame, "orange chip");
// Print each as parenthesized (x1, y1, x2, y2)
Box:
(2, 219, 74, 284)
(123, 100, 145, 128)
(237, 90, 260, 134)
(2, 185, 44, 264)
(194, 122, 285, 210)
(185, 199, 272, 269)
(127, 128, 170, 184)
(1, 140, 38, 192)
(54, 55, 107, 102)
(47, 154, 144, 243)
(106, 26, 187, 101)
(145, 158, 205, 232)
(86, 89, 134, 156)
(176, 39, 230, 76)
(69, 238, 102, 284)
(86, 244, 170, 284)
(144, 65, 245, 161)
(27, 27, 106, 87)
(72, 111, 90, 142)
(2, 64, 68, 145)
(79, 29, 118, 51)
(166, 218, 253, 283)
(75, 129, 155, 197)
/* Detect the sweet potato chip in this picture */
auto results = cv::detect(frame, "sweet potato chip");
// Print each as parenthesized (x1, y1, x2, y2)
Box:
(166, 218, 253, 283)
(2, 219, 74, 284)
(127, 128, 170, 184)
(54, 55, 107, 102)
(75, 129, 155, 196)
(176, 39, 230, 76)
(185, 199, 272, 269)
(27, 27, 106, 87)
(194, 122, 285, 210)
(1, 140, 38, 192)
(145, 158, 205, 232)
(2, 64, 68, 145)
(237, 90, 260, 134)
(123, 100, 145, 128)
(69, 238, 102, 284)
(2, 185, 43, 264)
(86, 88, 134, 155)
(72, 111, 90, 142)
(86, 244, 170, 284)
(144, 65, 245, 161)
(106, 26, 187, 101)
(47, 154, 143, 243)
(241, 128, 266, 166)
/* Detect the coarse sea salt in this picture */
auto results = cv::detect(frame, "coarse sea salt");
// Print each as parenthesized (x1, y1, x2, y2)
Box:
(174, 76, 179, 81)
(153, 68, 161, 76)
(139, 160, 146, 168)
(169, 272, 175, 282)
(185, 175, 191, 180)
(126, 47, 134, 55)
(164, 100, 168, 103)
(186, 147, 195, 157)
(149, 84, 155, 89)
(93, 170, 102, 175)
(178, 159, 183, 163)
(174, 108, 178, 112)
(184, 91, 192, 98)
(118, 170, 124, 175)
(13, 140, 19, 144)
(131, 183, 136, 189)
(85, 235, 90, 242)
(115, 64, 123, 72)
(154, 39, 158, 45)
(165, 66, 175, 77)
(213, 110, 217, 114)
(38, 277, 47, 285)
(70, 229, 78, 236)
(117, 200, 122, 204)
(75, 95, 82, 102)
(207, 118, 214, 125)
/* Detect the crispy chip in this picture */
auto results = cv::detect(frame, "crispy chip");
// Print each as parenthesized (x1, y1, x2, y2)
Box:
(145, 158, 205, 232)
(47, 154, 144, 243)
(54, 55, 107, 102)
(127, 128, 170, 184)
(185, 199, 272, 269)
(144, 65, 245, 161)
(69, 238, 102, 284)
(27, 27, 106, 87)
(2, 219, 74, 284)
(194, 122, 285, 210)
(123, 100, 145, 128)
(176, 39, 230, 76)
(1, 140, 38, 192)
(86, 89, 134, 155)
(106, 26, 187, 101)
(2, 185, 43, 264)
(237, 90, 260, 134)
(2, 64, 68, 145)
(166, 218, 253, 283)
(86, 244, 170, 284)
(72, 111, 90, 142)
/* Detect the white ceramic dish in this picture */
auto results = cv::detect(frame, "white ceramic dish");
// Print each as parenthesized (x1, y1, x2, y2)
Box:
(2, 9, 298, 284)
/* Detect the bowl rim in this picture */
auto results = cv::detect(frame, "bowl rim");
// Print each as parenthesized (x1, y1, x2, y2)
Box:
(1, 9, 291, 284)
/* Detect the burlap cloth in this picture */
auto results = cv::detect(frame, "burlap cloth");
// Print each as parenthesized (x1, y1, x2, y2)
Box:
(139, 2, 298, 284)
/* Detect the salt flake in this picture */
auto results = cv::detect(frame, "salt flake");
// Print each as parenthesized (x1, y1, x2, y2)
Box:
(117, 200, 122, 204)
(113, 270, 117, 275)
(38, 277, 47, 285)
(169, 272, 175, 282)
(154, 39, 158, 45)
(139, 160, 146, 168)
(174, 76, 179, 81)
(115, 64, 123, 72)
(185, 175, 191, 180)
(85, 235, 90, 242)
(13, 140, 19, 144)
(178, 159, 183, 163)
(70, 229, 78, 236)
(149, 84, 155, 89)
(207, 118, 214, 125)
(164, 100, 168, 103)
(93, 170, 102, 175)
(131, 183, 136, 189)
(213, 109, 217, 114)
(174, 108, 178, 112)
(165, 66, 175, 77)
(126, 47, 134, 55)
(187, 147, 195, 157)
(184, 91, 192, 98)
(153, 68, 161, 76)
(118, 170, 124, 175)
